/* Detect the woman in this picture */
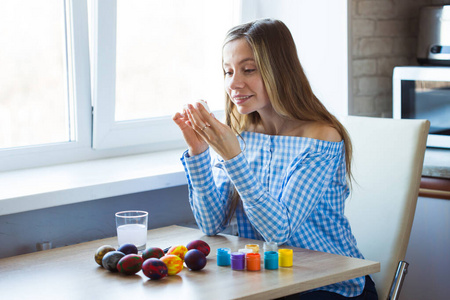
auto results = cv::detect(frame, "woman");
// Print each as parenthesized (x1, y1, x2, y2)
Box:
(173, 19, 377, 299)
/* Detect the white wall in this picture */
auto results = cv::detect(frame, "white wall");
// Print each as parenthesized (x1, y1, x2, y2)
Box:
(241, 0, 349, 116)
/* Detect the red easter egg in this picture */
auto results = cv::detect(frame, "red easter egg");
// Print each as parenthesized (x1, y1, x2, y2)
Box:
(142, 247, 164, 261)
(186, 240, 210, 257)
(142, 258, 168, 280)
(117, 254, 143, 275)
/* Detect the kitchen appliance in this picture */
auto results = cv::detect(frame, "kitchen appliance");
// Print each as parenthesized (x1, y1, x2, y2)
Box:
(393, 66, 450, 148)
(417, 5, 450, 65)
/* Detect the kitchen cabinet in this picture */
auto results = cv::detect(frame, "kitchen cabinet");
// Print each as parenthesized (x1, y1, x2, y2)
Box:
(400, 176, 450, 300)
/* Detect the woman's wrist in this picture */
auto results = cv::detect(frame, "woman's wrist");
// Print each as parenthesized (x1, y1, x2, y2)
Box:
(222, 150, 242, 161)
(188, 146, 209, 157)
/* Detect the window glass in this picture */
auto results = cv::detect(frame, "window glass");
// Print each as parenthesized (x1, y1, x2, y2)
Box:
(115, 0, 240, 121)
(0, 0, 69, 149)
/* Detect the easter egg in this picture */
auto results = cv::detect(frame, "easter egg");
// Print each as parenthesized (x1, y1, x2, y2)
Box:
(117, 243, 138, 255)
(184, 249, 207, 271)
(102, 251, 125, 272)
(142, 247, 164, 261)
(117, 254, 143, 275)
(160, 254, 183, 275)
(186, 240, 210, 257)
(167, 245, 188, 260)
(94, 245, 116, 266)
(142, 258, 168, 280)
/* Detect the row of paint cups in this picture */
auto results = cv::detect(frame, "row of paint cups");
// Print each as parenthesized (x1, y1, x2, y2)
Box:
(216, 242, 293, 271)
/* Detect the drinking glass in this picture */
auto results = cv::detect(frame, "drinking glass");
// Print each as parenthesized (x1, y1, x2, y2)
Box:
(115, 210, 148, 251)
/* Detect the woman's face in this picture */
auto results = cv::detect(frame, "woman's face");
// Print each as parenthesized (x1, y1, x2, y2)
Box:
(222, 38, 271, 115)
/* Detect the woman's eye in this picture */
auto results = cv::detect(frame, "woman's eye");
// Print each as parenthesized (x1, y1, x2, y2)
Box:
(244, 69, 256, 73)
(224, 71, 233, 76)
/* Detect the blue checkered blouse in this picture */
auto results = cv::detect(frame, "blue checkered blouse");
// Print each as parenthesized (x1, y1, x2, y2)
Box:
(180, 131, 366, 297)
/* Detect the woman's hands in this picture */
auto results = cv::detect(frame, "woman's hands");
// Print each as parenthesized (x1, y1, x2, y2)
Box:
(172, 104, 209, 157)
(172, 102, 241, 160)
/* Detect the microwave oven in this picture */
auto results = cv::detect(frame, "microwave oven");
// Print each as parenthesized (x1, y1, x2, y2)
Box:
(393, 66, 450, 149)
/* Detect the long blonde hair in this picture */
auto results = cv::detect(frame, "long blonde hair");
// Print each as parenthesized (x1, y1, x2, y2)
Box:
(223, 19, 353, 225)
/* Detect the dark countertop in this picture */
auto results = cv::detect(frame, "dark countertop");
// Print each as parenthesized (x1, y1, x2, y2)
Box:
(422, 148, 450, 179)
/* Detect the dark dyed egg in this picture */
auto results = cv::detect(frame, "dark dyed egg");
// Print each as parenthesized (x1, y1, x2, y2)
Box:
(184, 249, 207, 271)
(186, 240, 210, 257)
(102, 251, 125, 272)
(142, 258, 168, 280)
(117, 254, 143, 275)
(142, 247, 164, 261)
(117, 243, 138, 255)
(94, 245, 116, 266)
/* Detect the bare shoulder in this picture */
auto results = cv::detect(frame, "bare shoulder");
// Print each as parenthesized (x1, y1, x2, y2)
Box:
(315, 124, 342, 142)
(295, 121, 342, 142)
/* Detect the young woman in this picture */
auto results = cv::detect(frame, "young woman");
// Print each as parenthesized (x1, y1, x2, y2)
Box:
(173, 19, 377, 299)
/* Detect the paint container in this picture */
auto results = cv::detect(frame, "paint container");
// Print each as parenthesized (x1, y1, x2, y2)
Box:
(217, 248, 231, 266)
(264, 251, 279, 270)
(245, 244, 260, 253)
(238, 248, 253, 254)
(263, 241, 278, 252)
(246, 253, 261, 271)
(278, 249, 293, 267)
(231, 252, 245, 270)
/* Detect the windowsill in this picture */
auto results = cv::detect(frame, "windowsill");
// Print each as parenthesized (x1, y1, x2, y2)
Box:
(0, 148, 187, 216)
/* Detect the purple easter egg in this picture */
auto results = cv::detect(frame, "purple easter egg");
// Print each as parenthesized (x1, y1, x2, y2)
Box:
(117, 243, 138, 255)
(184, 249, 207, 271)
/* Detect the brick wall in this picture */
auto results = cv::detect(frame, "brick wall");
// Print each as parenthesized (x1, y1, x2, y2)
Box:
(350, 0, 450, 117)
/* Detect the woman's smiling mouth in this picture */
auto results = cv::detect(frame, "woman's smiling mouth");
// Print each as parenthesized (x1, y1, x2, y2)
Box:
(233, 95, 252, 104)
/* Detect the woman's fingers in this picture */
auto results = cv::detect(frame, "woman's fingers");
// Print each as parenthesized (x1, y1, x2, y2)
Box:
(186, 104, 209, 132)
(173, 111, 191, 130)
(195, 102, 215, 122)
(192, 103, 219, 129)
(185, 105, 216, 145)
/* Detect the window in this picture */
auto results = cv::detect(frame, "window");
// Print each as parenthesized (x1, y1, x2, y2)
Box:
(91, 0, 241, 149)
(0, 0, 242, 172)
(0, 0, 70, 149)
(115, 0, 239, 121)
(0, 0, 92, 172)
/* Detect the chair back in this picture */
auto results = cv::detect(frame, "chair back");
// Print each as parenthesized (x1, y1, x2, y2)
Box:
(340, 116, 429, 300)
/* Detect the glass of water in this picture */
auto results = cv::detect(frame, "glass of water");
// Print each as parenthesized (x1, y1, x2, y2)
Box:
(115, 210, 148, 251)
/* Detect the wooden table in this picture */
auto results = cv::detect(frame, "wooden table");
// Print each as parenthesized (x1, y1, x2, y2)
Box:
(0, 225, 379, 300)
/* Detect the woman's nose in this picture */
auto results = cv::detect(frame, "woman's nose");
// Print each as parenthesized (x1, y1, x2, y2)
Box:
(228, 74, 245, 90)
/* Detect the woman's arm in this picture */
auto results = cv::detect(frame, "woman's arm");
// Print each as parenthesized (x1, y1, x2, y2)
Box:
(181, 149, 234, 235)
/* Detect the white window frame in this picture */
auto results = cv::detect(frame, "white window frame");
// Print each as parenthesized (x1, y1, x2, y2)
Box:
(90, 0, 184, 150)
(0, 0, 92, 172)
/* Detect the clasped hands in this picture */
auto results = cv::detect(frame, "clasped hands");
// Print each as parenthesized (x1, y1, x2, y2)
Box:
(173, 102, 241, 160)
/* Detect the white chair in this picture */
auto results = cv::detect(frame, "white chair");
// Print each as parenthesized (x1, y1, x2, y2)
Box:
(340, 116, 429, 300)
